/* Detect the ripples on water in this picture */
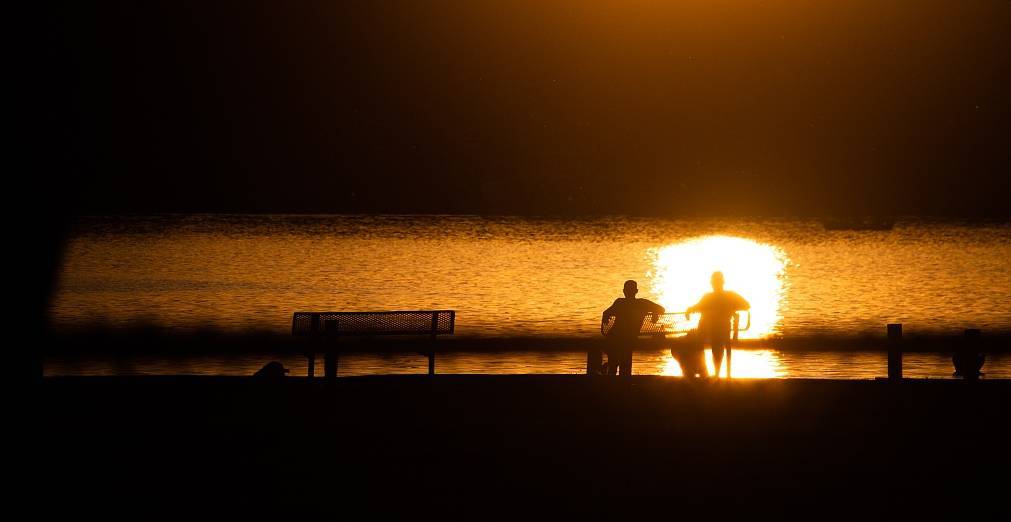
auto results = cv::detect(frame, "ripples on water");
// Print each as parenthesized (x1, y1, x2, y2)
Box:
(52, 215, 1011, 339)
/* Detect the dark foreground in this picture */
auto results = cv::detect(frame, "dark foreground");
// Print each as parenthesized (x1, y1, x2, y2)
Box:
(29, 376, 1011, 517)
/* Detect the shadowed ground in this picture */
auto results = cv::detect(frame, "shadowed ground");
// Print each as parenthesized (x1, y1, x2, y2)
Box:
(31, 376, 1010, 517)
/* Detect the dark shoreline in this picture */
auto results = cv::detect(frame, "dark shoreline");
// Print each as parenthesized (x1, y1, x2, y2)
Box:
(30, 375, 1011, 517)
(42, 328, 1011, 356)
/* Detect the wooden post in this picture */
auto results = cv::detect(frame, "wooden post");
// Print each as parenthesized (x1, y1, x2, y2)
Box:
(887, 323, 902, 380)
(306, 352, 315, 378)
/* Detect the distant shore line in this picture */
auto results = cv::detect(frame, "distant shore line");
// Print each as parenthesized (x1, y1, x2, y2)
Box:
(43, 327, 1011, 355)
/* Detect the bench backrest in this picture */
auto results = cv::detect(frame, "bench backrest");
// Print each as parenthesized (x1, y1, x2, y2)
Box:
(601, 311, 750, 337)
(292, 310, 455, 337)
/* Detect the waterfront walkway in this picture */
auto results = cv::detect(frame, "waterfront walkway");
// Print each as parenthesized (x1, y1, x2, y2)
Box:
(32, 375, 1010, 517)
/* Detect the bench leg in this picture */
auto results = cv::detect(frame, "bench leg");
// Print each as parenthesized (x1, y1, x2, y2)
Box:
(324, 351, 338, 380)
(306, 353, 315, 378)
(586, 348, 602, 375)
(428, 351, 435, 375)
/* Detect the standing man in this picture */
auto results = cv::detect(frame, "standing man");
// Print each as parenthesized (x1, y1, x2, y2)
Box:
(599, 280, 665, 376)
(686, 271, 750, 378)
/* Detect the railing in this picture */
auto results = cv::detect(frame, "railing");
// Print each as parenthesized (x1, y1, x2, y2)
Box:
(600, 311, 751, 338)
(597, 311, 751, 377)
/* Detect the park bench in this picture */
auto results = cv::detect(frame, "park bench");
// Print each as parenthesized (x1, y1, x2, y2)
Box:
(292, 310, 455, 379)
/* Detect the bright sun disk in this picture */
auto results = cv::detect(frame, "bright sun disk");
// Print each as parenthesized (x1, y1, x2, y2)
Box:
(650, 235, 788, 339)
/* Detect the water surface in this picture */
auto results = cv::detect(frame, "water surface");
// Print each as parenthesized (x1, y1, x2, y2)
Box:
(52, 215, 1011, 339)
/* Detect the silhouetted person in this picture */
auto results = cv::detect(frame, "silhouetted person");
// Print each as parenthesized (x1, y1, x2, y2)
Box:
(686, 271, 749, 378)
(601, 280, 665, 376)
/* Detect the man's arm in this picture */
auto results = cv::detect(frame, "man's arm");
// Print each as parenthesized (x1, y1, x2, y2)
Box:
(601, 299, 620, 334)
(648, 300, 665, 322)
(685, 297, 703, 319)
(601, 299, 619, 322)
(733, 292, 751, 311)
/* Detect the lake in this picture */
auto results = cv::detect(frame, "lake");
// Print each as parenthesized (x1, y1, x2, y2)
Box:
(47, 214, 1011, 377)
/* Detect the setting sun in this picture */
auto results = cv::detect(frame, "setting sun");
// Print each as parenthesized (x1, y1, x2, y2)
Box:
(650, 236, 788, 339)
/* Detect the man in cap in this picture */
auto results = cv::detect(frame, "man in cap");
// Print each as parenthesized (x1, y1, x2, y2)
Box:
(599, 280, 665, 376)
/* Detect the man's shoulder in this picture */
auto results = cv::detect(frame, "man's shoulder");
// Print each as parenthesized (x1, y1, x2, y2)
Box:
(634, 297, 661, 308)
(722, 291, 749, 308)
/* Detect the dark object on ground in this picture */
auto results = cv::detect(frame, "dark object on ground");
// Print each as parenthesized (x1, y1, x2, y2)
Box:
(953, 329, 986, 379)
(253, 361, 289, 379)
(672, 336, 709, 378)
(952, 352, 985, 379)
(292, 310, 455, 378)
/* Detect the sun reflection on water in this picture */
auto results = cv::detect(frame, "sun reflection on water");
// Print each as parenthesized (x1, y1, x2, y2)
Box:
(650, 236, 788, 339)
(659, 349, 784, 378)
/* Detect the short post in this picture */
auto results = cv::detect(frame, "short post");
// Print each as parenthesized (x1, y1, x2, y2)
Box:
(887, 323, 902, 380)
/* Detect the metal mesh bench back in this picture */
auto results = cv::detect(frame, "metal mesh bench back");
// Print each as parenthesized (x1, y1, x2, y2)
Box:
(600, 312, 689, 337)
(600, 312, 749, 337)
(292, 310, 455, 336)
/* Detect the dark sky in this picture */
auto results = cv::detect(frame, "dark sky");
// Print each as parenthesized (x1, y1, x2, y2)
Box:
(53, 1, 1010, 217)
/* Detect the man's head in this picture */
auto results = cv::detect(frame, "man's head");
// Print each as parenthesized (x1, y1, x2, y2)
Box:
(623, 280, 638, 298)
(710, 271, 725, 291)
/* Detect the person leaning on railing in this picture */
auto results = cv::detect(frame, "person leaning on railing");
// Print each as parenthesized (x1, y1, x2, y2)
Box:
(685, 271, 750, 377)
(600, 280, 665, 376)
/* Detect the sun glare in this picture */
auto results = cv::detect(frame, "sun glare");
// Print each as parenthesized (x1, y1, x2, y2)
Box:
(650, 235, 788, 339)
(659, 349, 784, 378)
